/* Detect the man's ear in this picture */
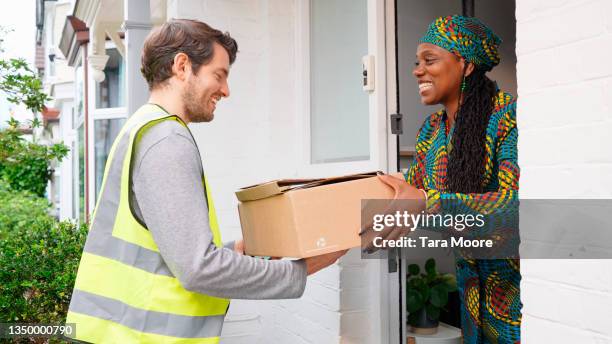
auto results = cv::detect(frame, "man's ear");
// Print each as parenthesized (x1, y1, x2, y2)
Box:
(171, 52, 191, 81)
(464, 61, 475, 77)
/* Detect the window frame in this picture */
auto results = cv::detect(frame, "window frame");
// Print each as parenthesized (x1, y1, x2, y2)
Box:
(88, 41, 128, 209)
(73, 50, 86, 223)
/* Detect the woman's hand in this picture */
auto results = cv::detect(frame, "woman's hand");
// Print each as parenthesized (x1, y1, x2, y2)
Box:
(302, 249, 348, 275)
(359, 174, 427, 253)
(379, 174, 426, 203)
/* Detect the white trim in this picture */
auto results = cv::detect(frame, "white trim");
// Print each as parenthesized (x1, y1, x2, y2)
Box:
(104, 39, 119, 50)
(369, 0, 389, 174)
(106, 28, 126, 58)
(385, 0, 398, 174)
(75, 0, 101, 28)
(383, 0, 400, 339)
(59, 99, 76, 221)
(74, 113, 85, 129)
(295, 0, 310, 176)
(72, 128, 82, 221)
(368, 2, 392, 342)
(92, 107, 128, 119)
(74, 50, 86, 128)
(87, 47, 97, 217)
(73, 50, 85, 222)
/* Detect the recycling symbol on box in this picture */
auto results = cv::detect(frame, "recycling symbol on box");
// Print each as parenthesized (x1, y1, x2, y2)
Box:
(316, 237, 327, 248)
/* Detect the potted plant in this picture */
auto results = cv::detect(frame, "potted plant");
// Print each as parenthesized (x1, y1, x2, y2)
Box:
(406, 258, 457, 335)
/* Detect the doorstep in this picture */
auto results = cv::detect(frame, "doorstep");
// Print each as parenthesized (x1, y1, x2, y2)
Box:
(406, 322, 462, 344)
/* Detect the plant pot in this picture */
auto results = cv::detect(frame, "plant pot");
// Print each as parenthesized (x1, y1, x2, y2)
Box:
(409, 308, 439, 335)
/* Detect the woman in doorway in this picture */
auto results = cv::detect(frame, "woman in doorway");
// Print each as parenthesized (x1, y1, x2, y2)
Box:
(383, 15, 521, 343)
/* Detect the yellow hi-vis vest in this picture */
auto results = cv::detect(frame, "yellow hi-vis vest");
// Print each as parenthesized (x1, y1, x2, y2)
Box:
(66, 104, 230, 343)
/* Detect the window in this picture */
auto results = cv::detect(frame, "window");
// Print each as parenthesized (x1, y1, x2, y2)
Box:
(77, 124, 85, 223)
(95, 48, 125, 109)
(309, 0, 369, 163)
(94, 118, 125, 197)
(91, 46, 127, 202)
(75, 62, 84, 122)
(74, 59, 85, 222)
(71, 140, 78, 220)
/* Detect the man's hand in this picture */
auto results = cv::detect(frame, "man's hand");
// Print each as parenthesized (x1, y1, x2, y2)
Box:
(302, 250, 348, 275)
(233, 239, 245, 254)
(359, 174, 426, 253)
(235, 239, 284, 260)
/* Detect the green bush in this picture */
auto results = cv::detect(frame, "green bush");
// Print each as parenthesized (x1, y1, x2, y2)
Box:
(0, 180, 87, 325)
(0, 218, 87, 324)
(0, 28, 83, 342)
(0, 125, 68, 197)
(0, 181, 51, 239)
(0, 52, 50, 113)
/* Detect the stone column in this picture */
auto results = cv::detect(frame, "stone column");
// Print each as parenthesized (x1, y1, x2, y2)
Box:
(123, 0, 152, 116)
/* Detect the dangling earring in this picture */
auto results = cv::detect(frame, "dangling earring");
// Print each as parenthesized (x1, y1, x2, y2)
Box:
(460, 77, 467, 93)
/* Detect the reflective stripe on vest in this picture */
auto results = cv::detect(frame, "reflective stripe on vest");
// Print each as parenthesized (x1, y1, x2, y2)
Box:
(66, 104, 230, 343)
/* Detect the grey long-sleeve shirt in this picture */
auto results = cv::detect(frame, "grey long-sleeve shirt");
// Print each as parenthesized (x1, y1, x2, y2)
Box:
(129, 119, 307, 299)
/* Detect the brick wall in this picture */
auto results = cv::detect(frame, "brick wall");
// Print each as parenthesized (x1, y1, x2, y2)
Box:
(516, 0, 612, 342)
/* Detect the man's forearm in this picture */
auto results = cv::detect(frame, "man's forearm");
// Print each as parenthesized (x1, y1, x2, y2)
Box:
(132, 125, 307, 300)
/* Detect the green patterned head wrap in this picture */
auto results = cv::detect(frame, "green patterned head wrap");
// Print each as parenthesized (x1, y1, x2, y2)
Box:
(419, 15, 502, 72)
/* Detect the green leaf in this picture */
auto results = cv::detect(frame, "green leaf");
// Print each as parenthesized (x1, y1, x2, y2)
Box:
(7, 117, 19, 128)
(429, 284, 449, 308)
(440, 274, 457, 291)
(30, 117, 41, 129)
(406, 289, 425, 313)
(425, 304, 441, 320)
(408, 264, 420, 276)
(420, 286, 431, 303)
(425, 258, 436, 276)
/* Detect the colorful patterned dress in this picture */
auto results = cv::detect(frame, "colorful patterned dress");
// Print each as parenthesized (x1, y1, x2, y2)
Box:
(405, 90, 522, 344)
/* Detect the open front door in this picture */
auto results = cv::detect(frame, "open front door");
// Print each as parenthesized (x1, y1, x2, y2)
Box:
(295, 0, 396, 343)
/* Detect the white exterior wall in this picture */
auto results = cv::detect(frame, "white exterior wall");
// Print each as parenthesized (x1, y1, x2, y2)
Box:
(516, 0, 612, 342)
(51, 2, 77, 221)
(50, 2, 75, 84)
(168, 1, 385, 343)
(39, 0, 76, 220)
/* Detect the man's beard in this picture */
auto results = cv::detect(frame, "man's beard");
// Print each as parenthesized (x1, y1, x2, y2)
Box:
(182, 83, 214, 123)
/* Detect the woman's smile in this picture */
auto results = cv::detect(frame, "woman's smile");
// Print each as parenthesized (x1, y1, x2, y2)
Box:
(418, 80, 434, 95)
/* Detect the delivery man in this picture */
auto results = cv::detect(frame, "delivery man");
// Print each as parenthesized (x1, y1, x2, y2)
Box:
(65, 19, 346, 343)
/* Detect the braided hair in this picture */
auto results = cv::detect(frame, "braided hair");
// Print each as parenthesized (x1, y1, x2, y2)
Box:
(446, 68, 497, 194)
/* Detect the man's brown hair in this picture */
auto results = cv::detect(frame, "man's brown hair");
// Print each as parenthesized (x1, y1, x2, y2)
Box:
(141, 19, 238, 90)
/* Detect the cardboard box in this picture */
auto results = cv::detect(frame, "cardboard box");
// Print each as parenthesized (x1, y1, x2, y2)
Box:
(236, 172, 399, 258)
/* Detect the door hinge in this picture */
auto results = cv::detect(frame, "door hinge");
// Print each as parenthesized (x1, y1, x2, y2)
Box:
(390, 113, 403, 135)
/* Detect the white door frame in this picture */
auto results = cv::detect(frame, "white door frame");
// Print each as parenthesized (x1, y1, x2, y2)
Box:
(384, 0, 406, 342)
